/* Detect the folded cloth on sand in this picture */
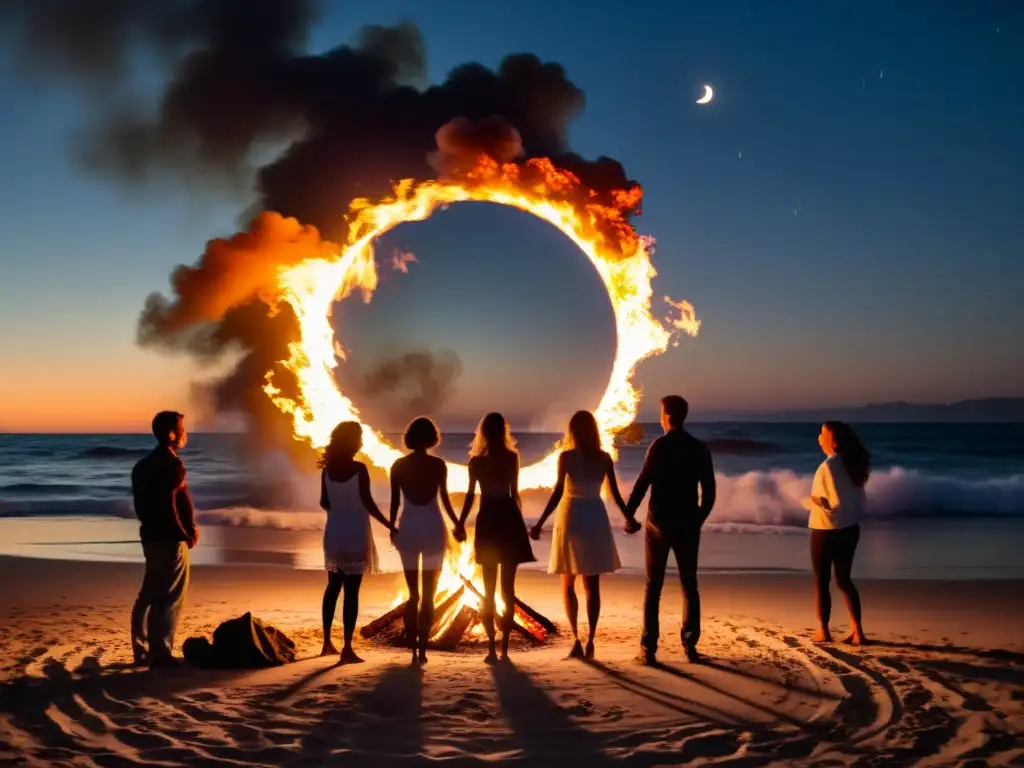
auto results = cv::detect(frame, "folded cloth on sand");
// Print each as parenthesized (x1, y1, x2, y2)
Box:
(183, 612, 296, 668)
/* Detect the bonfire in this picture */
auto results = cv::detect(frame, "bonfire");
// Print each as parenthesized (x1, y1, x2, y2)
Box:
(361, 534, 555, 650)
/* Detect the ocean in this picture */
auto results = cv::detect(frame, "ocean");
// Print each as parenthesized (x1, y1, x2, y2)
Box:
(2, 423, 1023, 578)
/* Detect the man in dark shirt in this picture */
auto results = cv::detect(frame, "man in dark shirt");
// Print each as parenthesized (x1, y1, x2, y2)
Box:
(130, 411, 199, 668)
(626, 395, 716, 664)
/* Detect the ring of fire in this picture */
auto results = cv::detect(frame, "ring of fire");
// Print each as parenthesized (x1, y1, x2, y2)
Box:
(263, 155, 699, 490)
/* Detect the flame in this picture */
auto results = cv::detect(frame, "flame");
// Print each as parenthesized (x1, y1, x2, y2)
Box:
(263, 155, 699, 491)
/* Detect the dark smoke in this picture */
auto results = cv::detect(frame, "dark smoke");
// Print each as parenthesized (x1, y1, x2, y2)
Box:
(356, 351, 463, 425)
(4, 0, 637, 452)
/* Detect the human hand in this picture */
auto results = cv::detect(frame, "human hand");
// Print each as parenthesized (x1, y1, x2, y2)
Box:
(454, 523, 467, 543)
(188, 529, 200, 549)
(390, 526, 399, 544)
(529, 524, 542, 541)
(624, 518, 642, 535)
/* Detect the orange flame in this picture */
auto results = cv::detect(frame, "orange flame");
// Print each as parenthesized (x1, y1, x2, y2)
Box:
(263, 155, 699, 492)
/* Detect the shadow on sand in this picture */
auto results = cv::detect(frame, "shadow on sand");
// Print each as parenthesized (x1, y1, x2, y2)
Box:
(490, 660, 615, 764)
(300, 661, 425, 763)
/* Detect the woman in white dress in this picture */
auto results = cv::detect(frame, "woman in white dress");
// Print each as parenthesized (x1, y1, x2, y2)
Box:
(803, 421, 869, 645)
(319, 421, 393, 663)
(389, 417, 464, 664)
(530, 410, 637, 659)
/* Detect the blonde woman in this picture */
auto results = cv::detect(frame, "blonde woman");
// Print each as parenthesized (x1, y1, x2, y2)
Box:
(531, 410, 637, 659)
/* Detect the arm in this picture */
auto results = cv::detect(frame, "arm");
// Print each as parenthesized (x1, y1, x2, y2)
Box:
(173, 461, 199, 545)
(806, 462, 832, 511)
(532, 454, 567, 535)
(603, 453, 629, 518)
(459, 459, 477, 526)
(358, 464, 391, 530)
(625, 440, 658, 516)
(389, 461, 401, 531)
(698, 446, 717, 523)
(320, 470, 330, 512)
(438, 461, 461, 530)
(511, 454, 522, 509)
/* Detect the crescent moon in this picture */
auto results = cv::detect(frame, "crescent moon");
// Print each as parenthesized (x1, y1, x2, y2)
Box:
(696, 84, 714, 105)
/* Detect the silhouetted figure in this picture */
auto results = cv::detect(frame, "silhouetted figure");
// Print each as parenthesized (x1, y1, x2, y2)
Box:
(531, 410, 636, 659)
(130, 411, 198, 668)
(626, 396, 715, 665)
(803, 421, 869, 645)
(459, 413, 535, 663)
(389, 417, 464, 664)
(319, 421, 393, 664)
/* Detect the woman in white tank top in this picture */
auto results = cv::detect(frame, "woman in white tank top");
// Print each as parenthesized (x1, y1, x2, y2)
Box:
(531, 410, 638, 659)
(319, 421, 393, 663)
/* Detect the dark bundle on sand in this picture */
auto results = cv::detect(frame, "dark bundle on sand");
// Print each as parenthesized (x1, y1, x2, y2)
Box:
(183, 612, 296, 668)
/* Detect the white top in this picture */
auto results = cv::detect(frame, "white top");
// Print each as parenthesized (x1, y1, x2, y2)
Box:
(563, 451, 605, 500)
(805, 455, 866, 530)
(322, 471, 377, 573)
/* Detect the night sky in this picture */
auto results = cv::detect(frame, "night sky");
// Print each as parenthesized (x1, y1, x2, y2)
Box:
(1, 1, 1021, 431)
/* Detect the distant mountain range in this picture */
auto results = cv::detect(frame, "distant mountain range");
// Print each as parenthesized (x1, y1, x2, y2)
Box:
(690, 398, 1024, 423)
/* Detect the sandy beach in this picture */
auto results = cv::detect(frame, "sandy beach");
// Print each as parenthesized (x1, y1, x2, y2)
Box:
(1, 555, 1021, 766)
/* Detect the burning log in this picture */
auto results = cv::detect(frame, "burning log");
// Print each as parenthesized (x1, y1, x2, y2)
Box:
(360, 601, 408, 640)
(431, 605, 479, 651)
(459, 576, 551, 644)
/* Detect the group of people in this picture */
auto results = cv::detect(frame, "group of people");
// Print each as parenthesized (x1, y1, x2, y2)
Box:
(129, 398, 871, 670)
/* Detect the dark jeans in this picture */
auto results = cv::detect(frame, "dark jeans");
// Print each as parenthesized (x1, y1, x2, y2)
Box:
(810, 524, 862, 627)
(131, 540, 189, 662)
(642, 522, 701, 652)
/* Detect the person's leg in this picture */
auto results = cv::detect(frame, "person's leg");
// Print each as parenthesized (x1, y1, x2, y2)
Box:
(672, 528, 702, 656)
(321, 571, 344, 655)
(479, 561, 499, 663)
(148, 542, 189, 665)
(131, 546, 157, 663)
(339, 573, 364, 662)
(561, 574, 583, 657)
(641, 526, 671, 659)
(418, 569, 440, 662)
(832, 525, 865, 644)
(810, 530, 834, 642)
(401, 563, 420, 651)
(581, 575, 601, 658)
(499, 564, 518, 659)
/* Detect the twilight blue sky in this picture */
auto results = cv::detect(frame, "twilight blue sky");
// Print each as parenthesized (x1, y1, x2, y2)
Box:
(1, 1, 1022, 431)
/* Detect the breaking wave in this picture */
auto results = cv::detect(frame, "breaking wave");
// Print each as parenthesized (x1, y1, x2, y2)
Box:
(5, 467, 1020, 530)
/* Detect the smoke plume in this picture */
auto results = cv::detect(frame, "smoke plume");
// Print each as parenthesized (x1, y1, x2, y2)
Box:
(4, 0, 638, 451)
(357, 351, 463, 425)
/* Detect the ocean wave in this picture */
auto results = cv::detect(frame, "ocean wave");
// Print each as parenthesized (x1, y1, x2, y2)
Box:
(75, 446, 147, 460)
(704, 438, 784, 456)
(3, 467, 1021, 530)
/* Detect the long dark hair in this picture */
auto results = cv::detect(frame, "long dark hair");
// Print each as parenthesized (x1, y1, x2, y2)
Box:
(565, 410, 603, 456)
(824, 421, 870, 488)
(470, 412, 517, 458)
(319, 421, 362, 470)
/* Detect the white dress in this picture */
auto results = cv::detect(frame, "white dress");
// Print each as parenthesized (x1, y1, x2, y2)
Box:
(323, 471, 379, 574)
(549, 451, 621, 575)
(394, 495, 448, 571)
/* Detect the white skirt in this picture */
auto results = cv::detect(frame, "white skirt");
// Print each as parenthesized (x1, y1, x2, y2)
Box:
(549, 496, 621, 575)
(395, 499, 448, 571)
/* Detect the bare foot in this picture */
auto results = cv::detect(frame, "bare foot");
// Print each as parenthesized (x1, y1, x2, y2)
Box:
(842, 631, 867, 646)
(418, 649, 428, 665)
(811, 628, 833, 644)
(320, 641, 339, 657)
(338, 647, 364, 665)
(584, 640, 595, 660)
(567, 640, 584, 659)
(484, 651, 498, 665)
